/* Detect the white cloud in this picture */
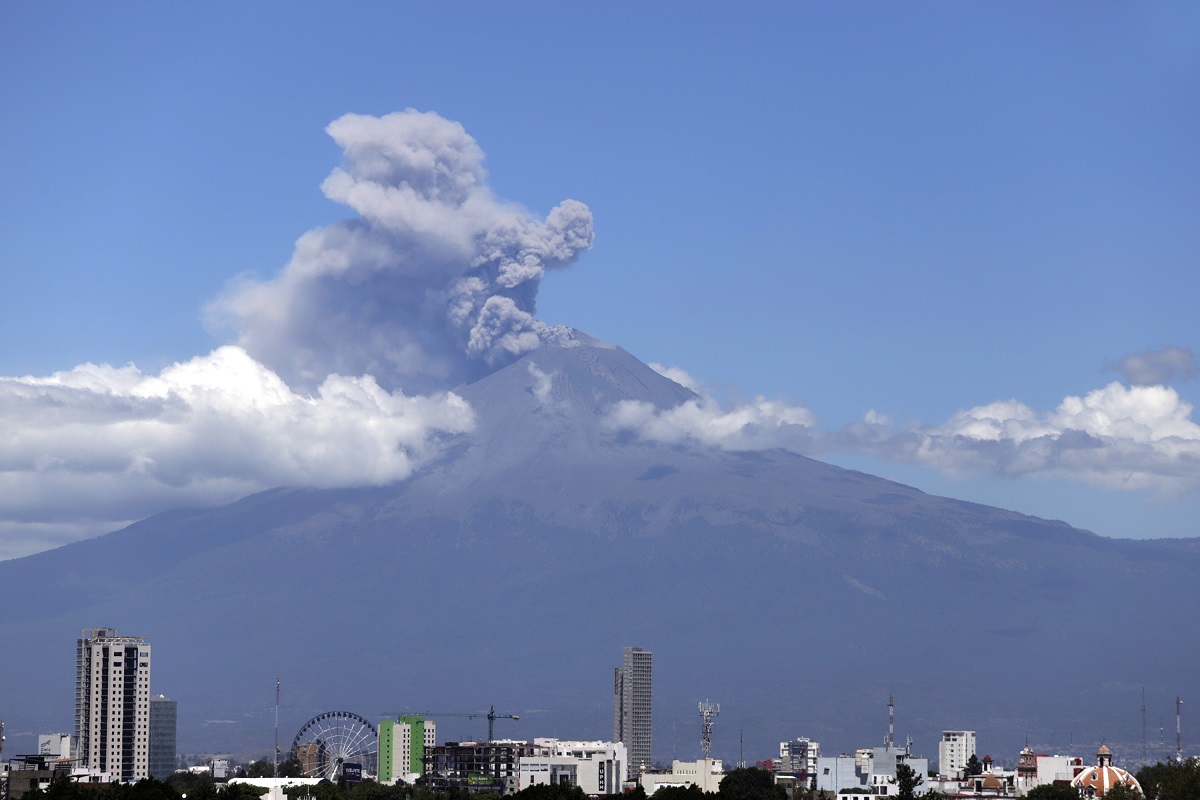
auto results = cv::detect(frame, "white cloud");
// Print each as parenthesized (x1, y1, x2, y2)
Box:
(0, 347, 474, 559)
(605, 372, 1200, 497)
(648, 362, 704, 393)
(205, 110, 594, 395)
(839, 382, 1200, 494)
(603, 394, 818, 452)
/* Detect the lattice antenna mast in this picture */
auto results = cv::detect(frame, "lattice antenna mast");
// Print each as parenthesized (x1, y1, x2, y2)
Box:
(699, 700, 720, 760)
(887, 693, 895, 749)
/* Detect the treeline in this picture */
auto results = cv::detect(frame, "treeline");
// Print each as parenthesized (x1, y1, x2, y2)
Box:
(19, 760, 1200, 800)
(20, 768, 784, 800)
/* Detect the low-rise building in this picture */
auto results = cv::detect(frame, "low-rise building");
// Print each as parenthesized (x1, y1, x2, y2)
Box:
(639, 758, 725, 794)
(815, 746, 930, 797)
(519, 739, 625, 796)
(775, 737, 820, 788)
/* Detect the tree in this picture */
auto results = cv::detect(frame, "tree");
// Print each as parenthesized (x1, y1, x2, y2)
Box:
(964, 755, 981, 778)
(894, 764, 922, 800)
(247, 762, 276, 779)
(277, 757, 304, 779)
(718, 767, 785, 800)
(511, 783, 588, 800)
(1100, 785, 1140, 800)
(1024, 783, 1079, 800)
(1136, 759, 1200, 800)
(224, 783, 269, 800)
(650, 786, 706, 800)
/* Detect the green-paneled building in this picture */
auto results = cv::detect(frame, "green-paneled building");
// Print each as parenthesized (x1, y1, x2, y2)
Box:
(379, 716, 436, 782)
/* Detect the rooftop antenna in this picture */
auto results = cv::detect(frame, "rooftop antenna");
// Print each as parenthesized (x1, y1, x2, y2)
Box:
(699, 700, 720, 761)
(1177, 696, 1184, 763)
(887, 692, 895, 749)
(274, 678, 280, 777)
(1142, 687, 1147, 766)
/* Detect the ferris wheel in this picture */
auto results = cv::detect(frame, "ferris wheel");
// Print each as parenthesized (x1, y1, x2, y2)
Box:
(291, 711, 378, 780)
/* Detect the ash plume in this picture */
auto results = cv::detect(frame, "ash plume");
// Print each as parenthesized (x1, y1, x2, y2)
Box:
(206, 109, 595, 394)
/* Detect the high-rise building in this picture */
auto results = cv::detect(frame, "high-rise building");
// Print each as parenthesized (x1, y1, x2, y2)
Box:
(75, 628, 152, 781)
(938, 730, 976, 778)
(149, 694, 177, 780)
(379, 716, 437, 782)
(613, 646, 652, 779)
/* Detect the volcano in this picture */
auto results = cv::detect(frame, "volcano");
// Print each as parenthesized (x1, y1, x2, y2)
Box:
(1, 332, 1196, 768)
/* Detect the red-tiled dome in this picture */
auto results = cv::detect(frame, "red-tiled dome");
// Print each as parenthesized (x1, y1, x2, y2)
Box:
(1070, 746, 1141, 798)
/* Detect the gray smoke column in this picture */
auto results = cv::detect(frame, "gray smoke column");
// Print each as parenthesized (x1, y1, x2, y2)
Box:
(207, 110, 595, 393)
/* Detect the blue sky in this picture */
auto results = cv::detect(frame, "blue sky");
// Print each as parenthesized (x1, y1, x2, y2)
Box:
(1, 2, 1198, 558)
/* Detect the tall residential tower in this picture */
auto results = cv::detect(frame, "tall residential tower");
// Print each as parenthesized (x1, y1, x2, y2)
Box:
(75, 628, 152, 781)
(938, 730, 976, 778)
(613, 646, 652, 779)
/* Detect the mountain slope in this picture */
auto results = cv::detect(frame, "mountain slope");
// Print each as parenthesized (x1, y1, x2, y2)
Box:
(0, 334, 1195, 769)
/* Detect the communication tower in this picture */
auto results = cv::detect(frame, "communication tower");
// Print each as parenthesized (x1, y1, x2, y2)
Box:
(699, 700, 720, 761)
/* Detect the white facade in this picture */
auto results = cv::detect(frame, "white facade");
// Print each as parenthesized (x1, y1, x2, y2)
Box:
(74, 628, 152, 782)
(777, 737, 820, 783)
(816, 747, 930, 797)
(639, 759, 724, 794)
(1036, 754, 1083, 785)
(520, 739, 626, 796)
(38, 734, 73, 760)
(939, 730, 976, 777)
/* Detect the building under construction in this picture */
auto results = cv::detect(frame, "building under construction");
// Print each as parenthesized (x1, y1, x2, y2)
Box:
(421, 742, 521, 793)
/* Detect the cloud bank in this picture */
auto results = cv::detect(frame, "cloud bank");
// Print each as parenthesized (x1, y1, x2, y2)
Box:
(607, 364, 1200, 497)
(206, 110, 594, 394)
(0, 347, 473, 559)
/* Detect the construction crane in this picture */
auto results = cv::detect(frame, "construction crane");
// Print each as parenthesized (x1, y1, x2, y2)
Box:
(382, 705, 520, 742)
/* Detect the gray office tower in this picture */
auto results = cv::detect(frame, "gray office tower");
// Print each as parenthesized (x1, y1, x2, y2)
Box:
(149, 694, 177, 779)
(613, 647, 652, 779)
(75, 628, 152, 781)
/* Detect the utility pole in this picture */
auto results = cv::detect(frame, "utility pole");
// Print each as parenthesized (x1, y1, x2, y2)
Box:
(1142, 687, 1147, 766)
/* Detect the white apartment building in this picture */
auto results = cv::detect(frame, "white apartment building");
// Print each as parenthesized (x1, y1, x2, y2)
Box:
(519, 738, 626, 795)
(74, 628, 152, 782)
(777, 737, 820, 784)
(938, 730, 976, 778)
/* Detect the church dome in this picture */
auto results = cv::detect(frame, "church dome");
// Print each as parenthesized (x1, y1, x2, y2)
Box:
(1071, 746, 1142, 798)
